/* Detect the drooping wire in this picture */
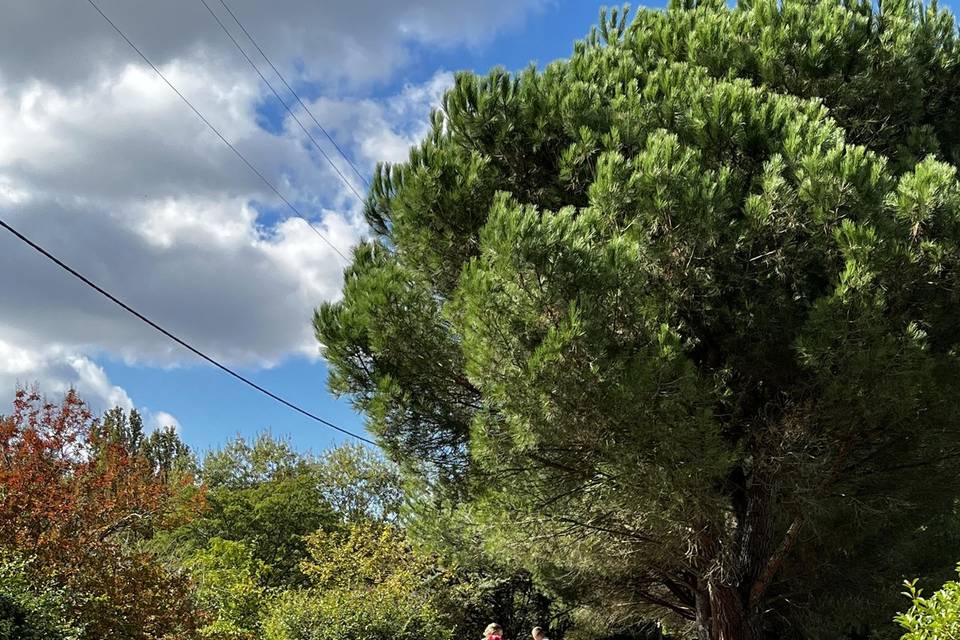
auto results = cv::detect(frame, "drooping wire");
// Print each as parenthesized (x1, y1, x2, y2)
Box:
(0, 216, 376, 446)
(85, 0, 351, 262)
(217, 0, 371, 189)
(197, 0, 368, 204)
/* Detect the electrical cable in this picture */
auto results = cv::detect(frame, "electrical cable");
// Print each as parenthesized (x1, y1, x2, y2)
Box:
(0, 215, 376, 446)
(85, 0, 351, 262)
(217, 0, 371, 188)
(197, 0, 367, 204)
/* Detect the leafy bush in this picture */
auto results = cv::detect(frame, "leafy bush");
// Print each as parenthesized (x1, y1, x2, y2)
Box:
(0, 551, 80, 640)
(186, 538, 267, 640)
(263, 587, 451, 640)
(896, 566, 960, 640)
(262, 523, 451, 640)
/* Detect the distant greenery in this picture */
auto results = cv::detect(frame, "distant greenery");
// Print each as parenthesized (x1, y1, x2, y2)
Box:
(263, 523, 451, 640)
(1, 392, 564, 640)
(182, 434, 338, 587)
(186, 538, 267, 640)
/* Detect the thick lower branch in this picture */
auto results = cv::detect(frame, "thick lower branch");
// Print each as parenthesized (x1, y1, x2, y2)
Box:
(749, 515, 803, 608)
(636, 589, 697, 621)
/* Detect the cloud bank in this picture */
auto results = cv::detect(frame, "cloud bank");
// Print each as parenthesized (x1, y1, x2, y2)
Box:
(0, 0, 541, 418)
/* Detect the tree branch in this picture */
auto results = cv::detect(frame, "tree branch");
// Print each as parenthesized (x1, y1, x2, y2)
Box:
(553, 515, 661, 545)
(635, 589, 697, 621)
(98, 510, 155, 541)
(748, 515, 803, 608)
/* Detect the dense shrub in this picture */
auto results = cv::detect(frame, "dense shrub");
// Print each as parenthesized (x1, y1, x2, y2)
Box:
(896, 566, 960, 640)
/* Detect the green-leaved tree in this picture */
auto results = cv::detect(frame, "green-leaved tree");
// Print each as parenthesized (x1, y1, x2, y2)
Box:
(262, 523, 450, 640)
(315, 2, 960, 638)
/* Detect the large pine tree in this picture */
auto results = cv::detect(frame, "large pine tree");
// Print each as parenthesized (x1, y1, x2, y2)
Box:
(315, 2, 960, 638)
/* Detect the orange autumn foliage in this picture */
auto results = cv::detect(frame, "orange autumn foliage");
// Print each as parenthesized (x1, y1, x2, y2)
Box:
(0, 388, 205, 640)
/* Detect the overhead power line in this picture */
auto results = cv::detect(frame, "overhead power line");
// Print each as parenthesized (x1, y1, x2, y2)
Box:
(214, 0, 371, 190)
(216, 0, 371, 189)
(0, 216, 377, 447)
(197, 0, 367, 204)
(85, 0, 350, 262)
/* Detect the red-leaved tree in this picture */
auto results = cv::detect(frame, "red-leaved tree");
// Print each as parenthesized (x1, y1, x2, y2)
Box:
(0, 388, 203, 640)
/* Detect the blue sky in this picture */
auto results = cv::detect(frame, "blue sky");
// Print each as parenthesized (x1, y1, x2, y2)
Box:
(0, 0, 615, 456)
(162, 1, 611, 455)
(11, 0, 951, 457)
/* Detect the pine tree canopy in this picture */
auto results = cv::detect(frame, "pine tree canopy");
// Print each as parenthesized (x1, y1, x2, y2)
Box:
(314, 2, 960, 638)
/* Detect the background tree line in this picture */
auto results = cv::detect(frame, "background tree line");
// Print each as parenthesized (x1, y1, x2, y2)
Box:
(0, 388, 565, 640)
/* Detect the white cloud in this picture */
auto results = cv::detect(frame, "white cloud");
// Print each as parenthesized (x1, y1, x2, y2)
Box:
(293, 70, 455, 167)
(0, 338, 131, 413)
(0, 337, 184, 434)
(149, 410, 182, 433)
(0, 0, 544, 90)
(0, 194, 362, 368)
(67, 354, 135, 412)
(0, 0, 539, 421)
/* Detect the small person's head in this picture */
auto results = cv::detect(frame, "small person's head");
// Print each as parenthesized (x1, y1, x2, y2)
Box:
(484, 623, 503, 639)
(532, 627, 546, 640)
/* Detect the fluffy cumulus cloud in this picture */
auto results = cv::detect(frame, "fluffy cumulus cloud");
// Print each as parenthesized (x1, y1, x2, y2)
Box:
(0, 0, 543, 89)
(0, 0, 543, 421)
(294, 71, 457, 166)
(0, 339, 132, 409)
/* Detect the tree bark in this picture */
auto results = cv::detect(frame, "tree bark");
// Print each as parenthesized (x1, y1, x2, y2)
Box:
(750, 515, 803, 608)
(694, 582, 712, 640)
(737, 479, 774, 595)
(692, 503, 775, 640)
(692, 530, 758, 639)
(695, 578, 754, 640)
(711, 582, 752, 640)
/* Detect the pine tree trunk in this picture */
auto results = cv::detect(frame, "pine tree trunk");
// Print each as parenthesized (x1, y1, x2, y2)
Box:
(695, 581, 711, 640)
(695, 581, 753, 640)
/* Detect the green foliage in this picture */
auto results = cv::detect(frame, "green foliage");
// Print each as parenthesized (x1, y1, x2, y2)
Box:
(202, 473, 331, 586)
(315, 2, 960, 638)
(262, 523, 451, 640)
(172, 434, 335, 587)
(442, 569, 564, 640)
(896, 567, 960, 640)
(180, 436, 404, 587)
(588, 0, 960, 173)
(315, 443, 403, 523)
(94, 407, 195, 479)
(201, 433, 306, 490)
(94, 406, 148, 454)
(0, 551, 80, 640)
(143, 427, 195, 480)
(186, 539, 267, 640)
(2, 390, 568, 639)
(408, 488, 569, 639)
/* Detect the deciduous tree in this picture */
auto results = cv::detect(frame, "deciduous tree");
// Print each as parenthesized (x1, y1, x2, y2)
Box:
(315, 443, 403, 523)
(263, 522, 450, 640)
(0, 389, 201, 640)
(168, 434, 336, 587)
